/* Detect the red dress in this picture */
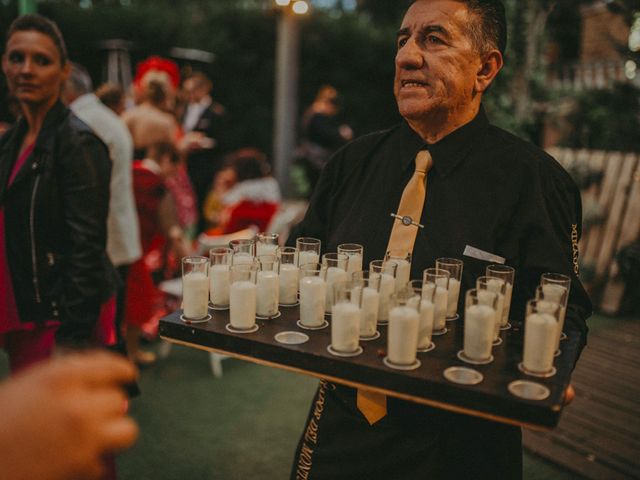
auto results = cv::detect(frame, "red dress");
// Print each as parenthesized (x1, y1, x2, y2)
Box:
(124, 161, 166, 328)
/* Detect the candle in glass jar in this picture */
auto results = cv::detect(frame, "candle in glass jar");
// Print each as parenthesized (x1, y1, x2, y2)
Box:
(230, 281, 257, 329)
(345, 253, 363, 274)
(233, 253, 254, 265)
(360, 286, 379, 337)
(417, 300, 434, 349)
(446, 278, 461, 317)
(377, 273, 396, 322)
(256, 243, 278, 257)
(209, 264, 230, 307)
(279, 264, 299, 305)
(502, 282, 513, 326)
(331, 302, 361, 352)
(256, 270, 279, 317)
(299, 276, 326, 327)
(463, 304, 495, 361)
(523, 312, 557, 373)
(324, 267, 347, 313)
(298, 250, 319, 268)
(477, 289, 501, 341)
(183, 272, 209, 319)
(428, 285, 448, 331)
(390, 259, 411, 292)
(388, 305, 419, 365)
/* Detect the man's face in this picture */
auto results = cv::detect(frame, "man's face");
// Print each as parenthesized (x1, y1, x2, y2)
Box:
(394, 0, 483, 124)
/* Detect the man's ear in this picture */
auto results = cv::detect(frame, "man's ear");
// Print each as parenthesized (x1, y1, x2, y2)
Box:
(475, 49, 503, 93)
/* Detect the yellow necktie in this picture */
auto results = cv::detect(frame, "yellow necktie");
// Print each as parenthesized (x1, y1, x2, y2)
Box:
(357, 149, 432, 425)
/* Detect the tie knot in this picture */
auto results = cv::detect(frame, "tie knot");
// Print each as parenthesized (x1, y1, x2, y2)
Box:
(415, 150, 432, 174)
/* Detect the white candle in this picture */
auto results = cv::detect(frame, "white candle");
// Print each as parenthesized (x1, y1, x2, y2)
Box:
(417, 300, 434, 349)
(233, 253, 254, 265)
(523, 312, 557, 373)
(183, 272, 209, 319)
(331, 302, 361, 352)
(360, 286, 379, 337)
(230, 281, 257, 329)
(464, 304, 495, 361)
(390, 259, 411, 292)
(502, 282, 513, 326)
(256, 271, 279, 317)
(425, 284, 448, 331)
(388, 305, 419, 365)
(324, 267, 347, 313)
(299, 276, 326, 327)
(477, 289, 502, 341)
(256, 243, 278, 257)
(446, 278, 461, 317)
(542, 284, 568, 351)
(279, 264, 299, 305)
(209, 264, 230, 307)
(377, 273, 396, 322)
(345, 253, 363, 274)
(298, 250, 319, 268)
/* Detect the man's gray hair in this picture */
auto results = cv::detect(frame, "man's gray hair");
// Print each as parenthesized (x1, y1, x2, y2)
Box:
(67, 63, 93, 95)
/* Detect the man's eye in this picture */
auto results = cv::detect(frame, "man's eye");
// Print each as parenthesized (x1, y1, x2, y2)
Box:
(397, 37, 408, 49)
(426, 35, 443, 45)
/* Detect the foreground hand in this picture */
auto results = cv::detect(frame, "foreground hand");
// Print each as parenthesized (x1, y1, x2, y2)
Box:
(0, 351, 139, 480)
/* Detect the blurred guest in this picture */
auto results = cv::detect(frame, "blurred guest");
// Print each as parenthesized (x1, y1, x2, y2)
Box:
(125, 141, 189, 365)
(0, 351, 138, 480)
(62, 63, 142, 354)
(295, 85, 353, 195)
(181, 71, 227, 233)
(217, 148, 281, 234)
(96, 82, 127, 116)
(122, 61, 179, 160)
(0, 14, 116, 372)
(202, 164, 236, 233)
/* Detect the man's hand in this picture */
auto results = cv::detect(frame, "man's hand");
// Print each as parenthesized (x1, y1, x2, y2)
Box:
(0, 351, 139, 480)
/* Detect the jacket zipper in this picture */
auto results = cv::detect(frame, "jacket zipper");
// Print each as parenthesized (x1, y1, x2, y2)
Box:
(30, 174, 41, 303)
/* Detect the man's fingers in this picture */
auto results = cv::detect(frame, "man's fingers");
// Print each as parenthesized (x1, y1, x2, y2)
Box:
(99, 417, 140, 453)
(56, 351, 138, 386)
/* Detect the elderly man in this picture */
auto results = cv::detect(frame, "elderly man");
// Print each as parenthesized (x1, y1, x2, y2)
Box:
(288, 1, 592, 479)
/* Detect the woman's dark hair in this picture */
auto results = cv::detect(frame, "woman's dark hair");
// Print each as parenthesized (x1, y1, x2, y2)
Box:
(96, 83, 124, 111)
(147, 142, 180, 165)
(145, 78, 168, 107)
(225, 148, 270, 182)
(6, 14, 68, 65)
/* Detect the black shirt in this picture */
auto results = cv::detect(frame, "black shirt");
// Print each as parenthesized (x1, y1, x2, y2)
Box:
(288, 106, 592, 350)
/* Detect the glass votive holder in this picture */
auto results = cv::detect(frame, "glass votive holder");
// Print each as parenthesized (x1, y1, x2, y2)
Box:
(369, 259, 397, 325)
(278, 247, 299, 307)
(410, 280, 434, 352)
(540, 272, 570, 336)
(228, 263, 258, 332)
(486, 264, 515, 330)
(256, 232, 279, 257)
(229, 238, 255, 256)
(385, 251, 412, 293)
(296, 237, 321, 267)
(386, 287, 421, 369)
(520, 298, 561, 377)
(182, 256, 210, 321)
(352, 271, 381, 340)
(209, 247, 232, 310)
(536, 285, 567, 357)
(436, 257, 463, 320)
(458, 288, 496, 365)
(322, 253, 349, 315)
(329, 280, 363, 356)
(477, 275, 506, 346)
(298, 263, 328, 329)
(422, 268, 450, 335)
(338, 243, 364, 274)
(256, 254, 280, 319)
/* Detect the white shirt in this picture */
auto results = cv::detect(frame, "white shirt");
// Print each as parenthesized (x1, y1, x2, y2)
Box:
(182, 95, 212, 133)
(70, 94, 142, 266)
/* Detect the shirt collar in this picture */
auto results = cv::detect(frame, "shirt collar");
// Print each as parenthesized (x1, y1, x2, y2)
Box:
(399, 106, 489, 177)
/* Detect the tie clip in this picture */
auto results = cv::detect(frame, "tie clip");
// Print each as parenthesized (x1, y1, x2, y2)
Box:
(390, 213, 424, 229)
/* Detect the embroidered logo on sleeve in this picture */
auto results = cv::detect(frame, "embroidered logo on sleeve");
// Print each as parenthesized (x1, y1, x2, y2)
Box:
(571, 224, 580, 275)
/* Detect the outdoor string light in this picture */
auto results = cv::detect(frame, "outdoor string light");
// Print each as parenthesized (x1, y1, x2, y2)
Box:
(274, 0, 310, 15)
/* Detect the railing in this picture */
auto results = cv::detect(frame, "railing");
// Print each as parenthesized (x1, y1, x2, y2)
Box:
(547, 147, 640, 314)
(547, 60, 637, 91)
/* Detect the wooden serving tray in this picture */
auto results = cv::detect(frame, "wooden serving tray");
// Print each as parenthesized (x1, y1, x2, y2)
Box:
(159, 306, 579, 430)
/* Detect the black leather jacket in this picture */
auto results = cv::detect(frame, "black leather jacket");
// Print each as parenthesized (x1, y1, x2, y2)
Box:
(0, 101, 116, 345)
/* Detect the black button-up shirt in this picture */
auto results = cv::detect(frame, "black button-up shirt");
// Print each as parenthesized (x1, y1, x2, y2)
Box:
(288, 106, 591, 351)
